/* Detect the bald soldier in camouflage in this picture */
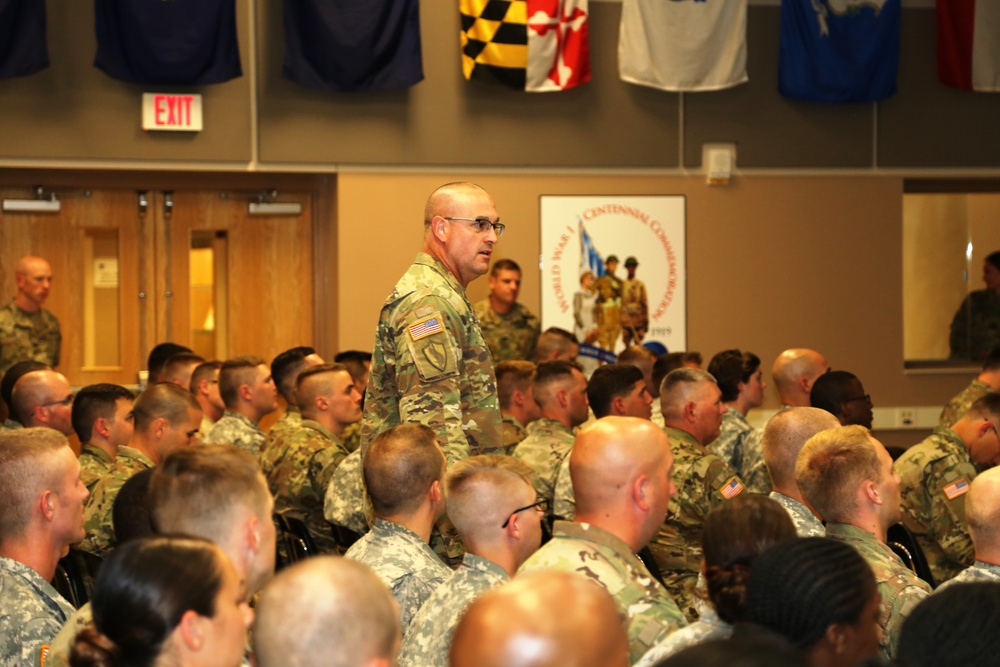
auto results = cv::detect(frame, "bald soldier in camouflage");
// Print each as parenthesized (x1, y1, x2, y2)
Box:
(894, 393, 1000, 584)
(474, 258, 541, 362)
(363, 182, 503, 465)
(939, 347, 1000, 429)
(649, 368, 745, 622)
(0, 256, 60, 376)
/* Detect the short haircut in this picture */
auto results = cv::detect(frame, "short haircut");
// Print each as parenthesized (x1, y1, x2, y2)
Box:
(71, 383, 135, 442)
(761, 408, 840, 490)
(271, 347, 317, 404)
(10, 370, 64, 425)
(0, 428, 70, 540)
(617, 345, 656, 366)
(147, 342, 193, 381)
(444, 455, 535, 541)
(965, 468, 1000, 548)
(132, 382, 200, 432)
(966, 392, 1000, 422)
(160, 353, 205, 385)
(490, 258, 521, 276)
(149, 444, 270, 542)
(334, 350, 372, 385)
(897, 582, 1000, 667)
(495, 360, 535, 410)
(587, 364, 643, 419)
(189, 360, 222, 394)
(707, 349, 761, 403)
(809, 370, 860, 416)
(795, 425, 880, 522)
(660, 368, 717, 421)
(652, 353, 686, 396)
(219, 355, 266, 409)
(987, 251, 1000, 272)
(532, 359, 583, 407)
(682, 351, 703, 367)
(112, 468, 156, 544)
(364, 424, 444, 516)
(296, 363, 350, 411)
(423, 182, 488, 230)
(536, 327, 579, 362)
(1, 360, 48, 418)
(982, 347, 1000, 372)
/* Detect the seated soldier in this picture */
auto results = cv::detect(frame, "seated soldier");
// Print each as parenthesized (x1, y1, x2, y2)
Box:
(71, 383, 135, 493)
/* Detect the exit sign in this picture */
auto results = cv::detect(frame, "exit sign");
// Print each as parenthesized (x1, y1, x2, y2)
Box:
(142, 93, 203, 131)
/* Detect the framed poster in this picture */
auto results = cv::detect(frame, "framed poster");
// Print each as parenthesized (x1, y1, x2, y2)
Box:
(540, 195, 686, 360)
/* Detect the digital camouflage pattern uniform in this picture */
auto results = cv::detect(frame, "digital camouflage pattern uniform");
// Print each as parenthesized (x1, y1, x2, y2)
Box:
(934, 560, 1000, 593)
(39, 603, 92, 667)
(363, 253, 501, 465)
(708, 410, 771, 494)
(552, 451, 576, 519)
(344, 518, 451, 634)
(77, 444, 114, 494)
(518, 521, 687, 664)
(473, 299, 540, 362)
(323, 447, 368, 536)
(0, 556, 75, 667)
(768, 492, 825, 537)
(512, 417, 576, 506)
(268, 419, 350, 554)
(826, 522, 931, 659)
(0, 301, 60, 376)
(258, 407, 302, 477)
(893, 426, 978, 584)
(78, 446, 155, 556)
(648, 427, 744, 621)
(500, 414, 527, 454)
(939, 379, 991, 429)
(398, 553, 508, 667)
(634, 606, 731, 667)
(203, 410, 267, 457)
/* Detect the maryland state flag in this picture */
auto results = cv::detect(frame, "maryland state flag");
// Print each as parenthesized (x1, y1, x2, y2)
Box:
(460, 0, 590, 92)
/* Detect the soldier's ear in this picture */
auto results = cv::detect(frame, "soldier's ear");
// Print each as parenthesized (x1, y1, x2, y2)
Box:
(431, 216, 449, 243)
(94, 417, 111, 439)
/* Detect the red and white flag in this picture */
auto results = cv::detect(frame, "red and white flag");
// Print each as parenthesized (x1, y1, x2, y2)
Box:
(938, 0, 1000, 91)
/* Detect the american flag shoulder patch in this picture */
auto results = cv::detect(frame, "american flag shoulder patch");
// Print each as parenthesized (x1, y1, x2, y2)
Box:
(408, 315, 444, 341)
(943, 477, 970, 501)
(720, 475, 744, 499)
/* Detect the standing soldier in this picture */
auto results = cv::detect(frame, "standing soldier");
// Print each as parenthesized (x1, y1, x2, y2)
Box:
(474, 259, 541, 362)
(0, 256, 60, 376)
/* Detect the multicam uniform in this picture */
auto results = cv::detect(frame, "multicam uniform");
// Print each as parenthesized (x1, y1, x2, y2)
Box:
(708, 409, 771, 495)
(77, 444, 114, 494)
(768, 491, 825, 537)
(473, 299, 540, 362)
(203, 410, 267, 457)
(258, 407, 302, 477)
(512, 417, 576, 506)
(500, 414, 527, 454)
(939, 379, 991, 429)
(0, 557, 75, 667)
(552, 452, 576, 519)
(79, 446, 155, 556)
(0, 301, 60, 376)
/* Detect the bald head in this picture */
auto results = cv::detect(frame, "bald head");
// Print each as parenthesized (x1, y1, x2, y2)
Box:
(14, 256, 53, 312)
(450, 571, 629, 667)
(11, 369, 73, 434)
(772, 349, 829, 407)
(762, 407, 841, 494)
(966, 467, 1000, 558)
(423, 182, 490, 231)
(254, 557, 400, 667)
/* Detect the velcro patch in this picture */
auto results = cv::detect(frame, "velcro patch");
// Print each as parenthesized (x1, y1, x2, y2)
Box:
(943, 477, 970, 501)
(720, 476, 744, 499)
(40, 645, 50, 666)
(408, 315, 443, 341)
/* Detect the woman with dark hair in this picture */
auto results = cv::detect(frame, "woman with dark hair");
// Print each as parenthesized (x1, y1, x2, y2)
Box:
(743, 537, 882, 667)
(636, 495, 797, 666)
(70, 536, 252, 667)
(706, 349, 770, 493)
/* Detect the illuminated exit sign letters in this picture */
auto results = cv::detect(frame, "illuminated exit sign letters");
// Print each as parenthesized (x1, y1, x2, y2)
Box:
(142, 93, 203, 132)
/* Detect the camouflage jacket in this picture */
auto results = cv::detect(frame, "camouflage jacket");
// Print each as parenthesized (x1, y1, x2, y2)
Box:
(398, 553, 508, 667)
(708, 409, 771, 494)
(198, 414, 215, 439)
(341, 421, 361, 453)
(270, 420, 349, 554)
(473, 299, 540, 362)
(634, 606, 731, 667)
(512, 418, 576, 505)
(500, 414, 527, 454)
(79, 446, 155, 556)
(552, 451, 576, 520)
(648, 427, 744, 622)
(324, 448, 368, 536)
(0, 301, 60, 376)
(518, 521, 687, 664)
(0, 556, 75, 667)
(258, 407, 302, 477)
(362, 253, 502, 465)
(826, 522, 931, 659)
(203, 410, 266, 457)
(935, 560, 1000, 594)
(939, 379, 991, 429)
(344, 519, 451, 634)
(77, 444, 114, 494)
(893, 426, 978, 584)
(768, 492, 825, 537)
(38, 603, 92, 667)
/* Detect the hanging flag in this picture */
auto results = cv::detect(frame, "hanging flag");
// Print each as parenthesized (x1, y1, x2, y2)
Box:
(281, 0, 423, 92)
(937, 0, 1000, 92)
(460, 0, 590, 92)
(0, 0, 48, 79)
(579, 219, 605, 279)
(619, 0, 748, 92)
(779, 0, 900, 103)
(94, 0, 241, 85)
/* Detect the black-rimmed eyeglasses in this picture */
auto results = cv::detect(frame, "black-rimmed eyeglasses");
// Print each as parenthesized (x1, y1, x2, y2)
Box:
(40, 393, 74, 408)
(443, 216, 505, 237)
(501, 498, 548, 528)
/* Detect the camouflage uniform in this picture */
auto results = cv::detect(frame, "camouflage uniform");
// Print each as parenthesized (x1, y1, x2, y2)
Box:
(826, 522, 932, 659)
(77, 444, 114, 494)
(0, 556, 75, 667)
(648, 427, 744, 621)
(323, 448, 368, 535)
(344, 518, 451, 634)
(949, 290, 1000, 361)
(269, 419, 349, 554)
(620, 277, 649, 346)
(512, 417, 576, 505)
(363, 252, 502, 465)
(893, 426, 978, 584)
(500, 413, 527, 454)
(78, 446, 155, 556)
(473, 299, 540, 362)
(341, 421, 361, 453)
(708, 410, 771, 495)
(939, 379, 991, 429)
(518, 521, 687, 664)
(203, 410, 266, 457)
(634, 606, 731, 667)
(0, 301, 60, 376)
(552, 452, 576, 519)
(768, 492, 825, 537)
(935, 560, 1000, 594)
(398, 553, 508, 667)
(198, 414, 216, 439)
(39, 603, 92, 667)
(2, 419, 24, 431)
(258, 407, 302, 477)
